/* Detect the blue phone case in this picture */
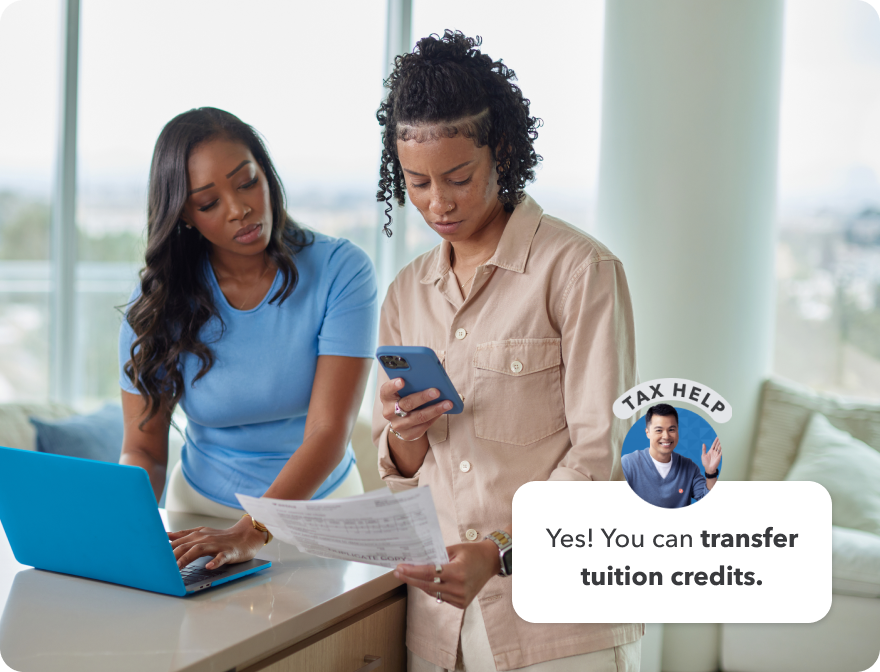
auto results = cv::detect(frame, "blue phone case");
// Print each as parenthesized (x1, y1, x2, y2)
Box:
(376, 346, 464, 414)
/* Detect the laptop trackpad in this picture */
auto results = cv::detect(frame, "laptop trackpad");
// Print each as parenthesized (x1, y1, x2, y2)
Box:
(181, 556, 269, 592)
(180, 556, 235, 587)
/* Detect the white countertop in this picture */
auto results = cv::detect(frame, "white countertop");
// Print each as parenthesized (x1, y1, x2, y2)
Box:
(0, 509, 402, 672)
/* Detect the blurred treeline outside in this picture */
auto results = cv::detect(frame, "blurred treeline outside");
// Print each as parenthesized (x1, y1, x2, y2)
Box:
(775, 208, 880, 397)
(0, 191, 144, 261)
(0, 190, 142, 403)
(4, 188, 880, 401)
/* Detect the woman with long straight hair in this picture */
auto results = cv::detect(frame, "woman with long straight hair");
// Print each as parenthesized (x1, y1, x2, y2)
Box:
(372, 33, 642, 671)
(119, 108, 376, 570)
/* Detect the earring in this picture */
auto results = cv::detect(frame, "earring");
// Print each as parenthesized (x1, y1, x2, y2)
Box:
(447, 204, 454, 212)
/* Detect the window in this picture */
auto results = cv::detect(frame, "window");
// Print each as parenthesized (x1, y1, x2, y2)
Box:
(775, 0, 880, 397)
(1, 1, 391, 407)
(1, 0, 607, 407)
(0, 0, 61, 402)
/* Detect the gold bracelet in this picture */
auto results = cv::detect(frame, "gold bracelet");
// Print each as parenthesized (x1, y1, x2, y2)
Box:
(241, 513, 273, 545)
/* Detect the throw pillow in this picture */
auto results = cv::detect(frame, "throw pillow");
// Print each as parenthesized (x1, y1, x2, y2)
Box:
(832, 526, 880, 598)
(785, 412, 880, 536)
(30, 404, 124, 463)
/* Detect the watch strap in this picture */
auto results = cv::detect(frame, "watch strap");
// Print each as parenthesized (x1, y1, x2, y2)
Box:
(485, 530, 512, 577)
(242, 514, 273, 545)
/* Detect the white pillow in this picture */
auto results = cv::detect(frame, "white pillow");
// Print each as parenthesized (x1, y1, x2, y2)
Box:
(785, 412, 880, 536)
(832, 526, 880, 598)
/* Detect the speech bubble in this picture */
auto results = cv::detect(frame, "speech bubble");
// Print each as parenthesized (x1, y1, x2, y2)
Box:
(513, 481, 831, 623)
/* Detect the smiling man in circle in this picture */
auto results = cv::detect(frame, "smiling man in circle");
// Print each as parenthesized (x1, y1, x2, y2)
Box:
(621, 404, 722, 508)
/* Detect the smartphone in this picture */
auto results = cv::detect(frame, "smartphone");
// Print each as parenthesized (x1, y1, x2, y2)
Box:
(376, 346, 464, 415)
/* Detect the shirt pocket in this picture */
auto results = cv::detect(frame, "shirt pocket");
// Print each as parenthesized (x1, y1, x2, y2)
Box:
(473, 338, 566, 446)
(427, 349, 448, 446)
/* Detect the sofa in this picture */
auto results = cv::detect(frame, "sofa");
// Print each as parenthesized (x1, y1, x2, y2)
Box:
(0, 402, 186, 507)
(717, 376, 880, 672)
(663, 377, 880, 672)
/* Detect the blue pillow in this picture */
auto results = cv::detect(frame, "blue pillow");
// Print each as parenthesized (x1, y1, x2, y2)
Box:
(30, 404, 124, 463)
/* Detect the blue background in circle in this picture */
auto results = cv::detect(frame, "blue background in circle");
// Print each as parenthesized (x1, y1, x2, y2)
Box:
(622, 407, 720, 504)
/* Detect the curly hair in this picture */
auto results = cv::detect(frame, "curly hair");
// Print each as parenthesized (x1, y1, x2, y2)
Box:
(123, 108, 313, 426)
(376, 30, 542, 236)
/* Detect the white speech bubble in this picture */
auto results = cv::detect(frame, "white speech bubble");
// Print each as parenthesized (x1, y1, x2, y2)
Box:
(613, 378, 733, 422)
(513, 481, 831, 623)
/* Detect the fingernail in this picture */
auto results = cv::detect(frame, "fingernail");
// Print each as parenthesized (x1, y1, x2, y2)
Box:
(394, 570, 400, 578)
(429, 389, 439, 399)
(443, 402, 453, 410)
(206, 563, 213, 568)
(396, 379, 404, 388)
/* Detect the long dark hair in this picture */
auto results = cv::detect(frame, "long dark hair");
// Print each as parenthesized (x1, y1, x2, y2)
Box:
(124, 107, 313, 424)
(376, 30, 542, 236)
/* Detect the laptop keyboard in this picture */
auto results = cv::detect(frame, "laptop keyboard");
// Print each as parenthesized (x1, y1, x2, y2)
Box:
(180, 565, 224, 586)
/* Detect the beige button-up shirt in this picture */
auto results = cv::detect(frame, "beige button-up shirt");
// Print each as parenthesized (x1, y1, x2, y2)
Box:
(372, 195, 642, 670)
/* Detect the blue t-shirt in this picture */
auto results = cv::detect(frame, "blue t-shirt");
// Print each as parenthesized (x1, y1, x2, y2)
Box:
(621, 448, 709, 509)
(119, 232, 378, 508)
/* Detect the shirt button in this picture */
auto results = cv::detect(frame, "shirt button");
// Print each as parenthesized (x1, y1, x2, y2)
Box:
(465, 528, 479, 541)
(455, 328, 467, 340)
(460, 460, 471, 473)
(510, 360, 523, 373)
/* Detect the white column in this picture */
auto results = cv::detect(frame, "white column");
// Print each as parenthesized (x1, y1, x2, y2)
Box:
(597, 0, 784, 482)
(50, 0, 80, 404)
(596, 2, 784, 671)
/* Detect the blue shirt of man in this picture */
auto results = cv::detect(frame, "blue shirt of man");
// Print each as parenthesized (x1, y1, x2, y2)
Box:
(621, 404, 722, 508)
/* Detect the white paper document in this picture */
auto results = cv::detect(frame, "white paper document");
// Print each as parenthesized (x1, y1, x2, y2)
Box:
(236, 487, 449, 568)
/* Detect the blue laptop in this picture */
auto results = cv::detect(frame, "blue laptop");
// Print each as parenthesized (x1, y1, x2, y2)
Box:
(0, 446, 271, 596)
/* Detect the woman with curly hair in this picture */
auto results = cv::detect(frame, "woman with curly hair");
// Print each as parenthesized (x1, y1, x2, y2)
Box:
(372, 32, 641, 670)
(119, 108, 376, 570)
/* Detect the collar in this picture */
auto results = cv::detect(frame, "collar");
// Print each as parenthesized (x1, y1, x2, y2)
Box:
(420, 193, 544, 284)
(643, 447, 679, 467)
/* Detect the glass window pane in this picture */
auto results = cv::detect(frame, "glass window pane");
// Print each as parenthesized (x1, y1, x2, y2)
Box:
(0, 0, 60, 401)
(0, 290, 50, 402)
(775, 0, 880, 398)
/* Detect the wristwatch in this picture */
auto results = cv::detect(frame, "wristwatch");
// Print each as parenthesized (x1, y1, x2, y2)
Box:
(241, 514, 273, 545)
(705, 469, 720, 479)
(485, 530, 512, 577)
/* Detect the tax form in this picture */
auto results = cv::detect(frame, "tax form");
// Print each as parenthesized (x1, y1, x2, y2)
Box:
(236, 487, 449, 568)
